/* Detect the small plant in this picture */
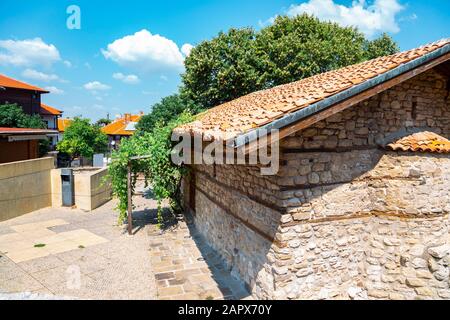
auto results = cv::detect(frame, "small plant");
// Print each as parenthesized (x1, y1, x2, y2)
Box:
(34, 243, 46, 248)
(206, 296, 214, 300)
(78, 245, 85, 249)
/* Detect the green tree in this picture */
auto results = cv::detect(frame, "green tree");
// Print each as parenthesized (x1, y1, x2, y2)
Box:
(255, 14, 368, 87)
(95, 118, 112, 127)
(181, 28, 262, 109)
(365, 33, 400, 60)
(0, 103, 46, 128)
(182, 14, 400, 109)
(57, 118, 108, 162)
(136, 94, 201, 134)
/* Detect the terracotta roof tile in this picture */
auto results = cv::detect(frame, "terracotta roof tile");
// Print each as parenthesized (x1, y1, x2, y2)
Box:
(40, 103, 63, 116)
(0, 74, 48, 92)
(57, 118, 72, 133)
(101, 114, 141, 136)
(177, 39, 450, 141)
(386, 131, 450, 153)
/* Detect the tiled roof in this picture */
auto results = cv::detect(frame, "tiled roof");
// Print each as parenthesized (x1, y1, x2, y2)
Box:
(177, 39, 450, 141)
(0, 74, 48, 92)
(101, 114, 141, 136)
(57, 118, 72, 133)
(0, 127, 57, 135)
(40, 103, 63, 116)
(386, 131, 450, 153)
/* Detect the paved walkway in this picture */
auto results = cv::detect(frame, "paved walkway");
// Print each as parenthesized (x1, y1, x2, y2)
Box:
(0, 191, 250, 300)
(150, 220, 250, 300)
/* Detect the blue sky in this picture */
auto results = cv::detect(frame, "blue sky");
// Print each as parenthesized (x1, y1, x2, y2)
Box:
(0, 0, 449, 121)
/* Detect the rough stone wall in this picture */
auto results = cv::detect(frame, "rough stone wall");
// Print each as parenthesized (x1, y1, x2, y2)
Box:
(277, 151, 450, 220)
(190, 164, 281, 298)
(272, 151, 450, 300)
(185, 68, 450, 299)
(272, 215, 449, 300)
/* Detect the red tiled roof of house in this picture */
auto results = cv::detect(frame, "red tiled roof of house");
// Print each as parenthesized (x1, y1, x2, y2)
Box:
(386, 131, 450, 153)
(40, 103, 63, 116)
(0, 73, 48, 93)
(101, 114, 142, 136)
(57, 118, 72, 133)
(176, 39, 450, 142)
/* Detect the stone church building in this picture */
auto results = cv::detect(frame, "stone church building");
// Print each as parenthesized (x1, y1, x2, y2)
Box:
(176, 39, 450, 300)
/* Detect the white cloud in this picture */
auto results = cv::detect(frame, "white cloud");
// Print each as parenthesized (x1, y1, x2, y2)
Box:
(0, 37, 61, 67)
(22, 69, 59, 82)
(160, 75, 168, 81)
(102, 29, 185, 72)
(44, 86, 64, 95)
(113, 72, 140, 84)
(399, 13, 418, 22)
(181, 43, 194, 57)
(285, 0, 405, 38)
(84, 62, 92, 70)
(63, 60, 72, 68)
(83, 81, 111, 91)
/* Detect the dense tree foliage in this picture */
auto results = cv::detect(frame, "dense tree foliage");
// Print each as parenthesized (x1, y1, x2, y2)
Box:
(182, 14, 400, 109)
(56, 118, 108, 161)
(0, 103, 46, 129)
(136, 94, 201, 134)
(365, 33, 399, 60)
(181, 28, 261, 109)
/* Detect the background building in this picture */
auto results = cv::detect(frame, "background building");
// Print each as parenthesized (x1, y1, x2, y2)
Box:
(101, 113, 142, 150)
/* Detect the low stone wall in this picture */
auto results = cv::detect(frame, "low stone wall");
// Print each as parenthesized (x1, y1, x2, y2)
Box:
(0, 157, 54, 222)
(51, 167, 112, 211)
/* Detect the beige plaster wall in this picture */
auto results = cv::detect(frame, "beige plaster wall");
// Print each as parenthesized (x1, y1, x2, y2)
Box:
(0, 157, 55, 222)
(51, 167, 112, 211)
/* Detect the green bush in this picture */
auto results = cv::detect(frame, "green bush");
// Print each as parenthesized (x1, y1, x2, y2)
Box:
(108, 111, 194, 226)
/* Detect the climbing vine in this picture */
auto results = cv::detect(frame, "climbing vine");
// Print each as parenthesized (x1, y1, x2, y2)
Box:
(108, 111, 195, 226)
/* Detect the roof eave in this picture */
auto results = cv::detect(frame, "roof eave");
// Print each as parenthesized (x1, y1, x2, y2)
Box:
(234, 39, 450, 148)
(4, 86, 49, 94)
